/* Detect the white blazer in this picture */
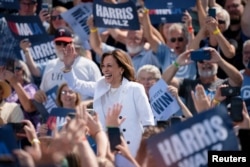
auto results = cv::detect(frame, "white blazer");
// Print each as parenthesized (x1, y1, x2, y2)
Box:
(64, 71, 155, 156)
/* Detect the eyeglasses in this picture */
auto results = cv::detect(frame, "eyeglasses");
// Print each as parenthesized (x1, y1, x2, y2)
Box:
(14, 66, 22, 71)
(61, 90, 74, 95)
(218, 20, 226, 24)
(170, 37, 184, 43)
(51, 15, 62, 21)
(55, 41, 72, 47)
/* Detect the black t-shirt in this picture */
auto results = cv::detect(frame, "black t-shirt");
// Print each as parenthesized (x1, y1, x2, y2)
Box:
(179, 78, 228, 115)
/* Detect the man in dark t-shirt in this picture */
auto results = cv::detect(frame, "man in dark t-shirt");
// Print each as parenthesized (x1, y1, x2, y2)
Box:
(162, 47, 243, 115)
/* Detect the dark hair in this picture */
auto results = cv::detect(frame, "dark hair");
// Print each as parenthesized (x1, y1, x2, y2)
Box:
(101, 49, 136, 82)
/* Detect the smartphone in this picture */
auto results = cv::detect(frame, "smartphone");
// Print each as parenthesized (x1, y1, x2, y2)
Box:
(208, 8, 216, 18)
(5, 59, 15, 73)
(238, 129, 250, 151)
(86, 109, 96, 116)
(230, 97, 243, 122)
(190, 50, 211, 62)
(7, 123, 26, 134)
(221, 87, 241, 97)
(107, 127, 121, 151)
(42, 2, 49, 11)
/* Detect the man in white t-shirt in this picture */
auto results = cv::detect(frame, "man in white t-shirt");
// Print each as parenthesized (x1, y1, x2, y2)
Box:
(34, 27, 101, 101)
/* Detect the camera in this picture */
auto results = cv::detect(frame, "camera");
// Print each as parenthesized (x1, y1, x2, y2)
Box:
(221, 86, 241, 97)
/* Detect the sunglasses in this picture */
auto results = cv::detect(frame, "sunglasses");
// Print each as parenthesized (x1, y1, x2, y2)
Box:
(55, 41, 72, 47)
(218, 20, 226, 24)
(170, 37, 184, 43)
(51, 15, 62, 21)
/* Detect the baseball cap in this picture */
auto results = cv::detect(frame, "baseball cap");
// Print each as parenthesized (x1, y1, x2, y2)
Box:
(54, 27, 73, 43)
(0, 80, 11, 99)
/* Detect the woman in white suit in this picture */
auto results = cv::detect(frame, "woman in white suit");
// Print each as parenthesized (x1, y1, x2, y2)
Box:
(62, 49, 155, 156)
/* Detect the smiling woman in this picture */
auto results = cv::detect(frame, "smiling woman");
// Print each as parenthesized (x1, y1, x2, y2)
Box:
(62, 49, 155, 156)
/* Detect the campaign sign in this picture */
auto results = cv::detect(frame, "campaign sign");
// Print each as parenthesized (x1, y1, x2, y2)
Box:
(46, 107, 75, 131)
(144, 0, 195, 24)
(0, 0, 19, 10)
(147, 106, 239, 167)
(0, 125, 19, 167)
(144, 0, 196, 9)
(4, 15, 46, 40)
(32, 100, 50, 123)
(44, 85, 58, 114)
(149, 79, 180, 120)
(61, 2, 92, 42)
(16, 35, 56, 64)
(93, 0, 139, 30)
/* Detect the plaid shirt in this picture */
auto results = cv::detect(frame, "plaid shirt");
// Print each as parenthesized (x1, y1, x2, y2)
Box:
(0, 17, 17, 60)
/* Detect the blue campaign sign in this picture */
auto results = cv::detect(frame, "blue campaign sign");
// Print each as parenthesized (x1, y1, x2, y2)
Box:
(147, 106, 239, 167)
(0, 125, 19, 166)
(47, 107, 75, 131)
(0, 0, 19, 10)
(144, 0, 195, 24)
(93, 0, 140, 30)
(4, 14, 47, 40)
(15, 35, 57, 65)
(44, 85, 58, 114)
(144, 0, 196, 9)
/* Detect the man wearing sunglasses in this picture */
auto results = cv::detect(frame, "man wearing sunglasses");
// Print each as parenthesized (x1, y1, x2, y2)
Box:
(142, 11, 197, 80)
(162, 47, 243, 115)
(34, 27, 101, 102)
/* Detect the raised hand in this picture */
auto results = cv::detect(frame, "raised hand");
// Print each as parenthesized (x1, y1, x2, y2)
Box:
(106, 103, 125, 127)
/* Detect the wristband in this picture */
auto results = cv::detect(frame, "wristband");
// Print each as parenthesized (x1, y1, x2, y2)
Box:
(188, 26, 194, 33)
(31, 138, 40, 145)
(213, 28, 220, 35)
(173, 61, 180, 68)
(143, 8, 149, 14)
(212, 98, 220, 105)
(90, 28, 98, 33)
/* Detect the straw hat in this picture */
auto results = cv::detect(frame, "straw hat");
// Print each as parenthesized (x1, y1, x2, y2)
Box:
(0, 80, 11, 98)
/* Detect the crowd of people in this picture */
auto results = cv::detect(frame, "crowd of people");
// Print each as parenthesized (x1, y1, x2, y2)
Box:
(1, 0, 250, 166)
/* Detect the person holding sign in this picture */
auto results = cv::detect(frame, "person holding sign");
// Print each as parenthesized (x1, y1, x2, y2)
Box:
(62, 49, 155, 157)
(0, 0, 39, 61)
(162, 47, 243, 115)
(38, 83, 82, 137)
